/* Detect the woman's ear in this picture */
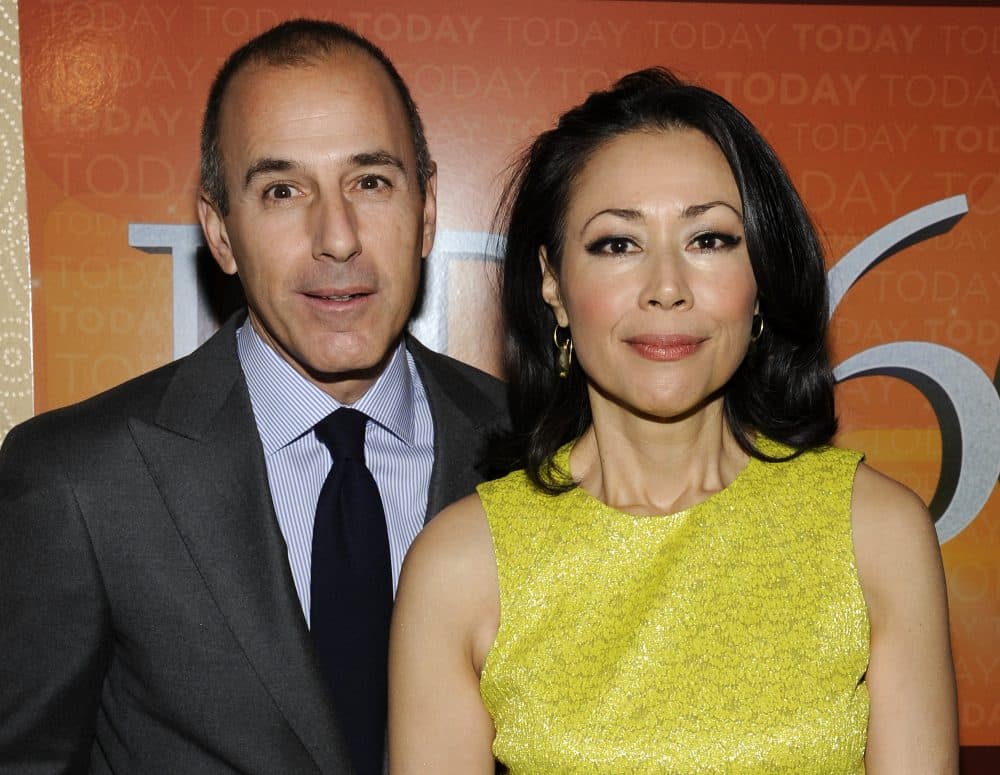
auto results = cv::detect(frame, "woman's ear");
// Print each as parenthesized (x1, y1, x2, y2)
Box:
(539, 247, 569, 327)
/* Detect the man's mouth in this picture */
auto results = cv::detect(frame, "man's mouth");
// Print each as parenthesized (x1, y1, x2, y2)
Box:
(306, 291, 369, 301)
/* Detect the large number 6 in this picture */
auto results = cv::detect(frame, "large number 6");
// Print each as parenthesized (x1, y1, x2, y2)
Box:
(828, 195, 1000, 543)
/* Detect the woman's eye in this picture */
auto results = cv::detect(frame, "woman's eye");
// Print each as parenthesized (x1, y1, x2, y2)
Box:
(586, 237, 636, 255)
(692, 233, 742, 251)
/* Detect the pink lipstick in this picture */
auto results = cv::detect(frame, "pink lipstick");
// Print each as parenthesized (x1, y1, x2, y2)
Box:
(626, 334, 704, 362)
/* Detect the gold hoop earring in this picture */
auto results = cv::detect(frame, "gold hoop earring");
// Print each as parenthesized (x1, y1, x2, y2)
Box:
(553, 325, 573, 378)
(750, 314, 764, 343)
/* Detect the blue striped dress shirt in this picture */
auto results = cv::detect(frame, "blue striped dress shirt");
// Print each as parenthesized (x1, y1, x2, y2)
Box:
(236, 324, 435, 627)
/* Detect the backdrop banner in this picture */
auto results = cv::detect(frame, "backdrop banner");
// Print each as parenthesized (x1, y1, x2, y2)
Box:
(17, 0, 1000, 759)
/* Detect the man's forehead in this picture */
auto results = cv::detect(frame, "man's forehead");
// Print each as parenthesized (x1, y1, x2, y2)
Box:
(225, 49, 399, 112)
(220, 54, 409, 145)
(217, 50, 416, 178)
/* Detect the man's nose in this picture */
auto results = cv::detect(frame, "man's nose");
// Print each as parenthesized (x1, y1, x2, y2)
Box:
(312, 192, 362, 262)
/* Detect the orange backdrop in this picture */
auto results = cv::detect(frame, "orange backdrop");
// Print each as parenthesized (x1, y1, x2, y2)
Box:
(18, 0, 1000, 751)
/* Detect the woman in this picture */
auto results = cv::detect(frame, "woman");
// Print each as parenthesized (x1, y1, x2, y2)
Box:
(388, 68, 957, 773)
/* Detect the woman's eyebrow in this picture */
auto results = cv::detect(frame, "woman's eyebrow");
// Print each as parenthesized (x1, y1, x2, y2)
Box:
(682, 201, 744, 221)
(580, 208, 642, 235)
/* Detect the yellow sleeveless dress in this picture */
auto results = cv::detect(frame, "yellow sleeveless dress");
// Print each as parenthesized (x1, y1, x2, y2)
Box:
(478, 438, 869, 774)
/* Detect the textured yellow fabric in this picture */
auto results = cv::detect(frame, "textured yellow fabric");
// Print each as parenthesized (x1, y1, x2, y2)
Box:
(478, 438, 869, 774)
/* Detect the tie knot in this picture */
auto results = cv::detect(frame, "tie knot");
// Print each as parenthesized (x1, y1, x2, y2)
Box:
(315, 407, 369, 460)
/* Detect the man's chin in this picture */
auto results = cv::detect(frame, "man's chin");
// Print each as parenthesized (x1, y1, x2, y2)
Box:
(296, 343, 401, 403)
(307, 359, 385, 384)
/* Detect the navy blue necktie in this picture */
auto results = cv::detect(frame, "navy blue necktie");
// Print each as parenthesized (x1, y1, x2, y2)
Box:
(311, 408, 392, 775)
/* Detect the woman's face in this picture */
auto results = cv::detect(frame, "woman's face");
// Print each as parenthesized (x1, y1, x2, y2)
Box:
(542, 128, 758, 421)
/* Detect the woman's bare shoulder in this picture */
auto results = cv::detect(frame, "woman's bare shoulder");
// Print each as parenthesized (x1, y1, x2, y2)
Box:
(403, 494, 494, 582)
(851, 462, 936, 548)
(393, 492, 500, 675)
(396, 493, 498, 631)
(849, 469, 958, 771)
(850, 462, 944, 617)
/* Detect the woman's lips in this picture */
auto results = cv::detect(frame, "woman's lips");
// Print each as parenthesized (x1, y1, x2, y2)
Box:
(626, 334, 704, 361)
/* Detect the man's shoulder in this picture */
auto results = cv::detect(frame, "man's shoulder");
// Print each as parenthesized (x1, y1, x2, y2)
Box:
(11, 358, 180, 443)
(7, 317, 242, 448)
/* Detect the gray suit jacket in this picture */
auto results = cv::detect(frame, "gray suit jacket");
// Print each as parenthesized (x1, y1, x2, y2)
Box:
(0, 312, 508, 774)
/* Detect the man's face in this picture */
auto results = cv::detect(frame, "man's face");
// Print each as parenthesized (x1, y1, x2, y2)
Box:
(199, 51, 436, 404)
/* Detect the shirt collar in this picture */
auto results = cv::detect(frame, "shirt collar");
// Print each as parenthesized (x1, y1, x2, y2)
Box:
(236, 322, 416, 455)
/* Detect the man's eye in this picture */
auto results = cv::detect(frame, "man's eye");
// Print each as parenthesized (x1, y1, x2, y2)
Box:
(359, 175, 389, 191)
(265, 184, 296, 200)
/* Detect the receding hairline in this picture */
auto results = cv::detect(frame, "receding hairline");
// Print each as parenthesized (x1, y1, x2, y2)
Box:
(209, 45, 427, 213)
(201, 21, 433, 213)
(236, 33, 382, 74)
(222, 43, 395, 104)
(216, 46, 416, 164)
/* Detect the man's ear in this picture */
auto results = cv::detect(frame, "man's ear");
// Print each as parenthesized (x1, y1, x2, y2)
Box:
(539, 246, 569, 328)
(420, 163, 438, 259)
(197, 190, 238, 276)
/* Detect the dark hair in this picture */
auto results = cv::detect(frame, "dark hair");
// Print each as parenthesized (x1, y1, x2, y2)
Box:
(495, 67, 837, 492)
(200, 18, 433, 215)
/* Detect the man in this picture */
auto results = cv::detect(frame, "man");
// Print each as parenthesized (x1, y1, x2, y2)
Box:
(0, 19, 507, 774)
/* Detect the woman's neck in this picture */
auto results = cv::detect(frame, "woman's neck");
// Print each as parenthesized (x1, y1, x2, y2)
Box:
(570, 397, 749, 516)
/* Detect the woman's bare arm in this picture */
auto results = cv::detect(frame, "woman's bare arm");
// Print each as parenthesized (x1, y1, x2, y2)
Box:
(852, 463, 958, 774)
(388, 494, 500, 774)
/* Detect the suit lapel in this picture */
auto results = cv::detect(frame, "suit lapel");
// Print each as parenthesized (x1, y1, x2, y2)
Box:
(408, 337, 500, 521)
(128, 317, 351, 773)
